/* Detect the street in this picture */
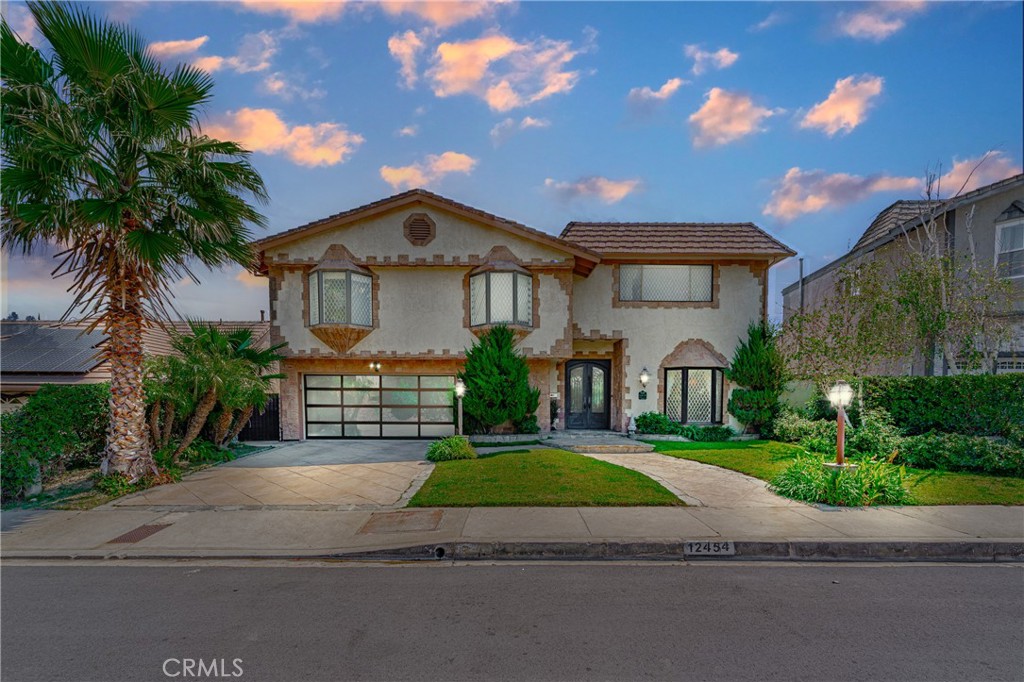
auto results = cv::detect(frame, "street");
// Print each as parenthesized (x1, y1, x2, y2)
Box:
(1, 562, 1022, 682)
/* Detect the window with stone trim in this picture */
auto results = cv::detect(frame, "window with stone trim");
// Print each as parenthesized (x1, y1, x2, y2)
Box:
(308, 270, 372, 327)
(664, 367, 724, 424)
(469, 270, 533, 326)
(619, 264, 713, 302)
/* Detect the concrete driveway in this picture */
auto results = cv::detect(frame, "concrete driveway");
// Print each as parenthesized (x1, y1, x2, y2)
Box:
(114, 440, 432, 510)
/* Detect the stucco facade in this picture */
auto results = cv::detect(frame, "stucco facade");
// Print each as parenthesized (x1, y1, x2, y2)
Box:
(255, 189, 793, 439)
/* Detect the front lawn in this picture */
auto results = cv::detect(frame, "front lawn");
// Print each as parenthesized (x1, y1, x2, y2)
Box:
(408, 448, 683, 507)
(644, 440, 1024, 506)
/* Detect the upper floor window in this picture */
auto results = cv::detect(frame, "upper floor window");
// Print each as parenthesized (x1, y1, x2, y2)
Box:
(619, 264, 713, 302)
(996, 219, 1024, 279)
(469, 269, 533, 326)
(309, 269, 372, 327)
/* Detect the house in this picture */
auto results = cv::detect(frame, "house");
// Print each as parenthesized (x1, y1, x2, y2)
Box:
(781, 173, 1024, 375)
(253, 189, 794, 439)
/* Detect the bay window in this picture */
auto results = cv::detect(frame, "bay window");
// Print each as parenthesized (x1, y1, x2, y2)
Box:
(469, 268, 533, 326)
(308, 269, 372, 327)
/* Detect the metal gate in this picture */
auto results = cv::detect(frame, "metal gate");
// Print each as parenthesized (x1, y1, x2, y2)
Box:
(238, 394, 280, 441)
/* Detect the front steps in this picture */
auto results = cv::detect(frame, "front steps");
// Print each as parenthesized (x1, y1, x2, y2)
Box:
(546, 430, 655, 454)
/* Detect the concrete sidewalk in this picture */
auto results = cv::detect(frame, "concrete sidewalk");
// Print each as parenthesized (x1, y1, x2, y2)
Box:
(2, 504, 1021, 562)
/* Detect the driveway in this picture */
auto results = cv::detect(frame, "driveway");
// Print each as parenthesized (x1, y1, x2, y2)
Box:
(114, 440, 432, 510)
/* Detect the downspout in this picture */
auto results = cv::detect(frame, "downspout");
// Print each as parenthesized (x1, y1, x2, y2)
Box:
(798, 258, 805, 314)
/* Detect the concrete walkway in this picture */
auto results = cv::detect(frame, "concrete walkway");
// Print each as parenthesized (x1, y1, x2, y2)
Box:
(579, 451, 801, 508)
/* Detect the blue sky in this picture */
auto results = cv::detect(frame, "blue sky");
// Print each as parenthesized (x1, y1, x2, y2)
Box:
(2, 0, 1022, 321)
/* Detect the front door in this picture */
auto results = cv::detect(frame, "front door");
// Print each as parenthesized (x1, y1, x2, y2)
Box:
(565, 360, 611, 430)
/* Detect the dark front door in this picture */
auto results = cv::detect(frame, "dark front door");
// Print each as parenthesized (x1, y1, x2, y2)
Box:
(565, 360, 611, 430)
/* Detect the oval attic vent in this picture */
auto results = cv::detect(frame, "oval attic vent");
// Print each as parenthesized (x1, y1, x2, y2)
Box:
(404, 212, 436, 246)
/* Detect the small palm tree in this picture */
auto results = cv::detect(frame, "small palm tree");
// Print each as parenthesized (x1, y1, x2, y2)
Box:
(1, 3, 268, 481)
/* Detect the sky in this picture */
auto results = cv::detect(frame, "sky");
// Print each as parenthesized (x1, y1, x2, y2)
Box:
(1, 0, 1022, 322)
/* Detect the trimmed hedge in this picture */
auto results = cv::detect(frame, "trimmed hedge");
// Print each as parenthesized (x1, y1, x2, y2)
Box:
(897, 433, 1023, 478)
(633, 412, 734, 442)
(862, 375, 1024, 436)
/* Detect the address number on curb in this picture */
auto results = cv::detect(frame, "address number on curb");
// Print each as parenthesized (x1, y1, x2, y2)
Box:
(684, 541, 735, 556)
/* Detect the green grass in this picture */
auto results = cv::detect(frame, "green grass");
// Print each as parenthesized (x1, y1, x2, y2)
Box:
(472, 440, 544, 448)
(408, 448, 683, 507)
(643, 439, 1024, 506)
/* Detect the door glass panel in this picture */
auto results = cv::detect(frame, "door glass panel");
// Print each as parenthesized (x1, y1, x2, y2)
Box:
(420, 376, 454, 389)
(308, 423, 342, 437)
(383, 407, 418, 422)
(382, 376, 418, 389)
(306, 375, 341, 389)
(343, 390, 380, 406)
(343, 407, 380, 422)
(307, 407, 342, 422)
(569, 366, 584, 413)
(306, 390, 341, 405)
(343, 375, 379, 389)
(383, 424, 418, 437)
(420, 391, 452, 406)
(345, 423, 380, 437)
(420, 407, 453, 423)
(382, 390, 418, 405)
(687, 369, 713, 422)
(665, 370, 683, 421)
(590, 367, 605, 413)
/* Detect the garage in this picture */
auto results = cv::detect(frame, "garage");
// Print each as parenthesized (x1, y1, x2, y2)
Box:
(303, 374, 456, 438)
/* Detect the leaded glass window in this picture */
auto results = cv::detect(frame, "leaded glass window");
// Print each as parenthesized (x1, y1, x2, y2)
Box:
(469, 271, 533, 326)
(619, 264, 713, 302)
(663, 367, 725, 424)
(308, 270, 373, 327)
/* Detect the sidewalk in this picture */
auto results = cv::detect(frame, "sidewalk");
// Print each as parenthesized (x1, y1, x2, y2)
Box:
(2, 504, 1022, 562)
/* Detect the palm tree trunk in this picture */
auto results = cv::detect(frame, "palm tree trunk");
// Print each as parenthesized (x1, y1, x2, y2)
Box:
(101, 288, 156, 482)
(224, 405, 254, 447)
(148, 400, 162, 448)
(174, 387, 218, 461)
(212, 409, 233, 448)
(160, 403, 176, 449)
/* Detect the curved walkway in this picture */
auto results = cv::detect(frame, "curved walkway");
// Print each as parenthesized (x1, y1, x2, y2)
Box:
(578, 451, 802, 508)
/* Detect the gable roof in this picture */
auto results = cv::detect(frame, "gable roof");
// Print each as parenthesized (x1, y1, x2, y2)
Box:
(560, 222, 796, 262)
(253, 188, 602, 268)
(852, 200, 938, 251)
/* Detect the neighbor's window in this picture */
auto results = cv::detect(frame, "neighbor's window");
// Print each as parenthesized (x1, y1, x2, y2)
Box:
(308, 270, 372, 326)
(664, 367, 724, 424)
(996, 219, 1024, 278)
(619, 264, 713, 302)
(470, 270, 533, 326)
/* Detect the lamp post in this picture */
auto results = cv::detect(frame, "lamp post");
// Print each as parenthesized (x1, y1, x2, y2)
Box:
(827, 380, 854, 466)
(454, 378, 466, 437)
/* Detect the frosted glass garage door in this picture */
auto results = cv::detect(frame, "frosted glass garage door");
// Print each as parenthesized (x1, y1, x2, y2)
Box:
(304, 375, 456, 438)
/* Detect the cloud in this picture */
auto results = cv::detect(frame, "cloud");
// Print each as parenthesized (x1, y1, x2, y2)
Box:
(689, 88, 776, 148)
(380, 151, 478, 190)
(801, 75, 884, 136)
(544, 176, 641, 204)
(427, 28, 596, 111)
(388, 30, 427, 88)
(489, 115, 551, 146)
(684, 45, 739, 76)
(205, 108, 364, 167)
(260, 72, 326, 100)
(148, 36, 209, 58)
(237, 0, 347, 24)
(627, 77, 687, 115)
(749, 10, 786, 32)
(396, 125, 419, 137)
(194, 31, 277, 74)
(3, 4, 40, 46)
(379, 1, 503, 28)
(837, 1, 927, 41)
(935, 151, 1022, 197)
(235, 269, 266, 289)
(763, 167, 920, 221)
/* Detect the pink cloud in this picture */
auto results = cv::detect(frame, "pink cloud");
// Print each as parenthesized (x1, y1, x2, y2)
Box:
(489, 116, 550, 146)
(235, 270, 266, 289)
(205, 108, 363, 167)
(935, 151, 1022, 198)
(380, 151, 478, 190)
(388, 29, 426, 88)
(689, 88, 776, 148)
(684, 45, 739, 76)
(260, 72, 326, 100)
(379, 1, 504, 28)
(763, 167, 920, 222)
(192, 31, 277, 74)
(837, 1, 927, 41)
(544, 176, 641, 204)
(236, 1, 347, 24)
(627, 77, 687, 114)
(148, 36, 209, 58)
(801, 75, 884, 136)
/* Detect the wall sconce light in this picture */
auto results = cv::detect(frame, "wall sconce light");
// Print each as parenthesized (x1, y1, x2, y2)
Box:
(639, 367, 650, 388)
(368, 361, 382, 372)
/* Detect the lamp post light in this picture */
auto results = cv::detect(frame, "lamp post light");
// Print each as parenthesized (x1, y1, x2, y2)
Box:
(454, 378, 466, 437)
(827, 380, 855, 467)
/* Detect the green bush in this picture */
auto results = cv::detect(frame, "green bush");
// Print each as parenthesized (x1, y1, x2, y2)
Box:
(773, 407, 904, 460)
(426, 436, 478, 462)
(0, 383, 109, 500)
(634, 412, 681, 435)
(862, 374, 1024, 436)
(846, 408, 903, 460)
(459, 325, 540, 434)
(684, 424, 735, 442)
(770, 454, 912, 506)
(726, 322, 788, 433)
(514, 414, 540, 434)
(898, 433, 1024, 477)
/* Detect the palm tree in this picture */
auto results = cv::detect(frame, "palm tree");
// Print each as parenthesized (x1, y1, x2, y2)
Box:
(1, 3, 268, 481)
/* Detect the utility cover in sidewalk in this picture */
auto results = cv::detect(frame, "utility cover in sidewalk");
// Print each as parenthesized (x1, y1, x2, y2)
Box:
(106, 524, 172, 544)
(358, 510, 444, 534)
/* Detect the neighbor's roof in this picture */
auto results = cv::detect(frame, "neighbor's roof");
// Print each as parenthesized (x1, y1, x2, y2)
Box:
(0, 322, 105, 374)
(851, 200, 938, 251)
(559, 222, 796, 260)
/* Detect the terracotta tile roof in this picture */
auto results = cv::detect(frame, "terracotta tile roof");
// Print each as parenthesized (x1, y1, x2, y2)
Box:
(559, 222, 796, 259)
(851, 200, 938, 251)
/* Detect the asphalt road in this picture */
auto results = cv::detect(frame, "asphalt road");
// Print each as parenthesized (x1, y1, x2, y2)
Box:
(2, 562, 1022, 682)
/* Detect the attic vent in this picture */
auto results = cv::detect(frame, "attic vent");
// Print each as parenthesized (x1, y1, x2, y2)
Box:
(404, 212, 436, 246)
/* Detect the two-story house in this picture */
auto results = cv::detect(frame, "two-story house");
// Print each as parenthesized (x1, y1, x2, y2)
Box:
(254, 189, 794, 439)
(781, 173, 1024, 375)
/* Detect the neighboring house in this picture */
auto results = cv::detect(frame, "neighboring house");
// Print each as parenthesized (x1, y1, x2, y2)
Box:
(253, 189, 794, 439)
(0, 320, 272, 412)
(781, 173, 1024, 375)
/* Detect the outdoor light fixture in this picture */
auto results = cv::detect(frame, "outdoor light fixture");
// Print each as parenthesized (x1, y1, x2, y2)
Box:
(454, 378, 467, 436)
(639, 367, 650, 388)
(827, 380, 855, 467)
(368, 361, 382, 372)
